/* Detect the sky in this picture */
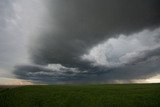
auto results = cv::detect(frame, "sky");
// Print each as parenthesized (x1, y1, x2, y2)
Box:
(0, 0, 160, 85)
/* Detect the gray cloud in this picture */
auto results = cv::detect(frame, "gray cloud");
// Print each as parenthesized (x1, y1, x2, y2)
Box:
(14, 53, 160, 83)
(30, 0, 160, 68)
(82, 28, 160, 67)
(1, 0, 160, 83)
(15, 27, 160, 83)
(0, 0, 46, 71)
(14, 42, 160, 83)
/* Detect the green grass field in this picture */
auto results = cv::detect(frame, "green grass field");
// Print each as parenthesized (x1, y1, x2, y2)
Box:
(0, 84, 160, 107)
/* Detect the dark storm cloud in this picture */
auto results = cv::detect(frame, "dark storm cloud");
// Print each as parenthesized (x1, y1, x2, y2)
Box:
(14, 64, 86, 83)
(14, 47, 160, 83)
(13, 0, 160, 83)
(30, 0, 160, 68)
(14, 52, 160, 83)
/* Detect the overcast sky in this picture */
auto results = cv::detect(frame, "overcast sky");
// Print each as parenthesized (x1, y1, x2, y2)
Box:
(0, 0, 160, 84)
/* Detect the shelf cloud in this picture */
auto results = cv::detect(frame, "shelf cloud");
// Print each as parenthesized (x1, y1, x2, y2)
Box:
(14, 28, 160, 83)
(0, 0, 160, 84)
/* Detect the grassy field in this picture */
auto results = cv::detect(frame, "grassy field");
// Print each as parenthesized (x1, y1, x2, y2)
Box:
(0, 84, 160, 107)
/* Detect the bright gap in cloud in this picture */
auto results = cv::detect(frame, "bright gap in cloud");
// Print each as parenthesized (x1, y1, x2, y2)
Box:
(0, 77, 33, 85)
(82, 27, 160, 67)
(131, 74, 160, 83)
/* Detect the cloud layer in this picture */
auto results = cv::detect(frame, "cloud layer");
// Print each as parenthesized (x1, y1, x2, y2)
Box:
(0, 0, 160, 84)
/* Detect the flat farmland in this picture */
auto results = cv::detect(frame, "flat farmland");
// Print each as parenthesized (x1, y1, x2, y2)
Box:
(0, 84, 160, 107)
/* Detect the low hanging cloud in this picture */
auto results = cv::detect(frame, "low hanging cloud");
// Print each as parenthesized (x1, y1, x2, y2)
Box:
(14, 27, 160, 83)
(14, 64, 88, 84)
